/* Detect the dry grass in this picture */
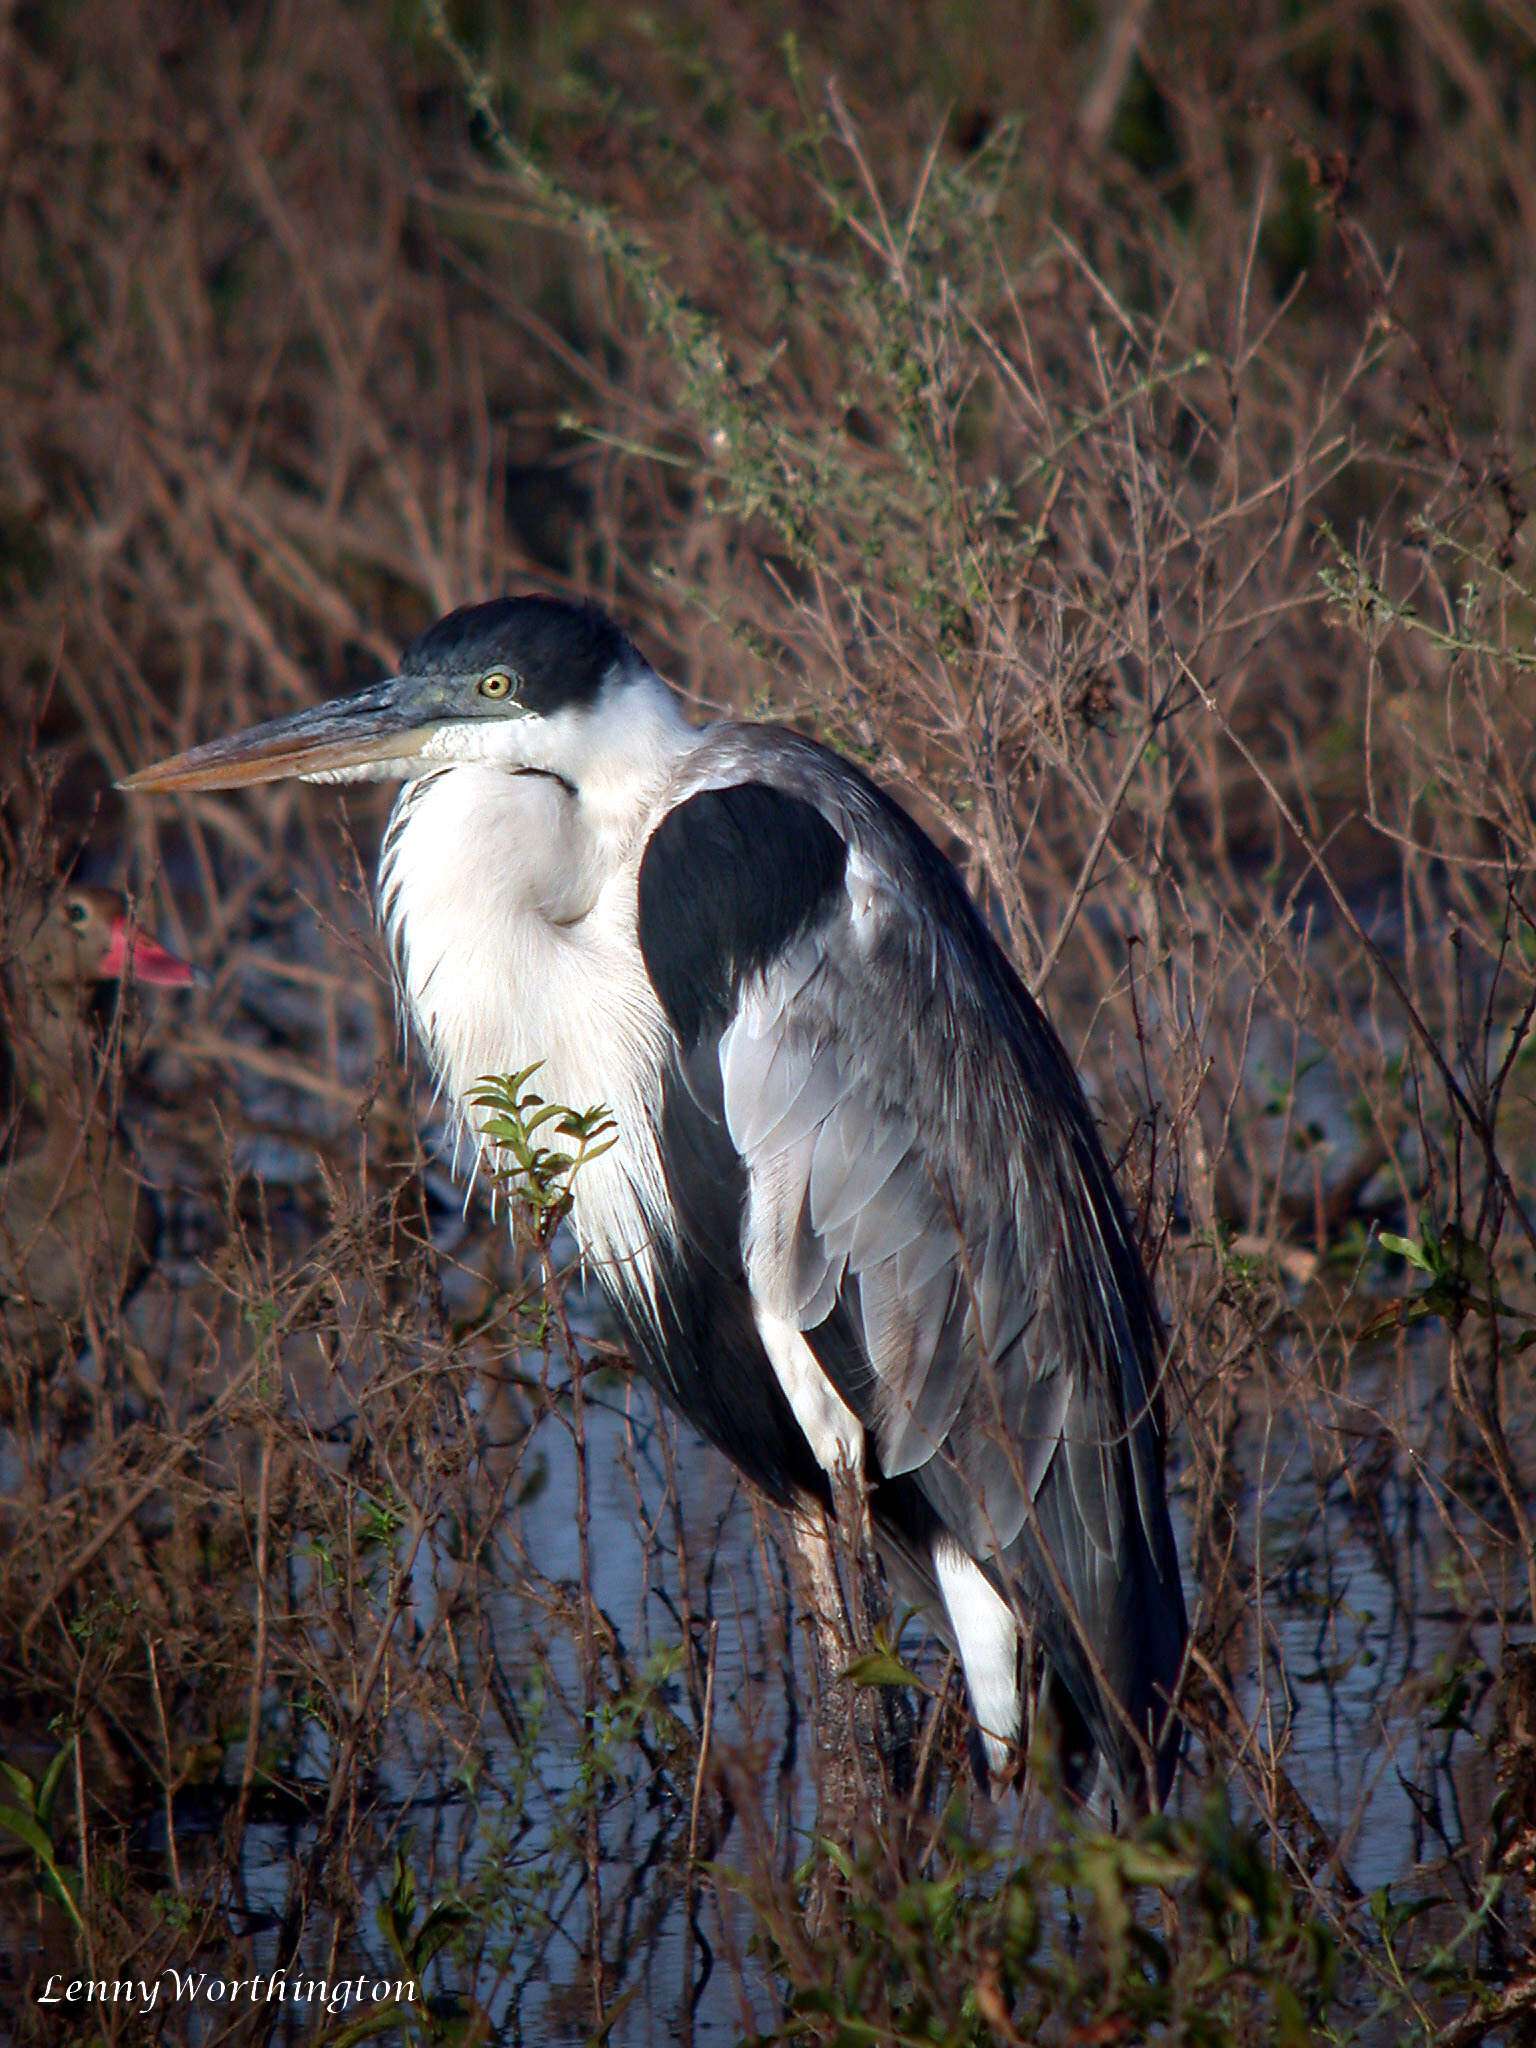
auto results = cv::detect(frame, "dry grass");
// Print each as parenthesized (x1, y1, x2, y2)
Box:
(2, 1, 1535, 2040)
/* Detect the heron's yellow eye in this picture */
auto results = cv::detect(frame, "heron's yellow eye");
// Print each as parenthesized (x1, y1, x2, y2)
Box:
(478, 669, 516, 701)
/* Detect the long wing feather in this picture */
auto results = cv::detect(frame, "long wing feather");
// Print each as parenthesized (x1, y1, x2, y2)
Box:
(636, 728, 1186, 1801)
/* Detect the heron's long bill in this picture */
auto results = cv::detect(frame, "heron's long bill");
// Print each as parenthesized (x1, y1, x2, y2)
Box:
(118, 680, 430, 793)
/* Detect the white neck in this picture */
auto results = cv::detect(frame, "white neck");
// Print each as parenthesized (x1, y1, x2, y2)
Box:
(542, 665, 699, 871)
(376, 668, 701, 1293)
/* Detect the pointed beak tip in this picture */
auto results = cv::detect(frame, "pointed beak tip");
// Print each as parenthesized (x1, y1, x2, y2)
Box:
(116, 751, 242, 796)
(116, 759, 194, 796)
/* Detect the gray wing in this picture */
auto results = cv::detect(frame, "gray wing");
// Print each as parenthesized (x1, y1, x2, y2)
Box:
(638, 725, 1184, 1790)
(721, 874, 1142, 1570)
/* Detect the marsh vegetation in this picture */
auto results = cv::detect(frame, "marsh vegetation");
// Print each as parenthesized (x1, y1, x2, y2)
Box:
(2, 2, 1535, 2039)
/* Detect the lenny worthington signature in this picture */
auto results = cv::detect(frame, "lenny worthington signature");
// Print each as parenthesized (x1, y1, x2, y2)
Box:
(38, 1970, 418, 2014)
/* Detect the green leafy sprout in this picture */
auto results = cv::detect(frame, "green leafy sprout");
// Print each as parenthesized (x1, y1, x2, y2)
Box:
(469, 1063, 618, 1247)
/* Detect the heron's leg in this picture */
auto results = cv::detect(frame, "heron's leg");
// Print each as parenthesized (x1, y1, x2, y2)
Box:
(827, 1459, 917, 1797)
(776, 1506, 860, 1927)
(785, 1462, 914, 1839)
(789, 1505, 852, 1665)
(784, 1502, 859, 1831)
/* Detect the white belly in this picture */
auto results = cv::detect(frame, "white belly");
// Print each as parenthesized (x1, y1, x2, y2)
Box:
(379, 766, 673, 1314)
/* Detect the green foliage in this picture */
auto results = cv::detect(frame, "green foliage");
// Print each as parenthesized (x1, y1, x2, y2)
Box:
(745, 1799, 1348, 2047)
(841, 1642, 925, 1692)
(359, 1492, 408, 1550)
(0, 1743, 83, 1932)
(469, 1063, 617, 1245)
(578, 1641, 692, 1794)
(1320, 521, 1536, 671)
(379, 1840, 475, 1975)
(310, 1843, 481, 2046)
(1370, 1223, 1536, 1342)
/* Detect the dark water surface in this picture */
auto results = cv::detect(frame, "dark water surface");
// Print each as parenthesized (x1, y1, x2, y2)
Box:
(4, 903, 1527, 2044)
(225, 1320, 1525, 2043)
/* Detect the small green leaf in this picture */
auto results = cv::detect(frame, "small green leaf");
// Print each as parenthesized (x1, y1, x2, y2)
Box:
(36, 1745, 71, 1826)
(1380, 1232, 1433, 1273)
(841, 1648, 922, 1689)
(0, 1761, 33, 1802)
(0, 1801, 60, 1865)
(411, 1895, 476, 1967)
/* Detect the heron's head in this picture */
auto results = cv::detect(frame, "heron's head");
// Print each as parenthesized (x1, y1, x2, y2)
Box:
(120, 597, 676, 798)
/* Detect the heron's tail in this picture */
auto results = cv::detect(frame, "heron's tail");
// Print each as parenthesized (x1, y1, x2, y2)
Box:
(1032, 1477, 1188, 1812)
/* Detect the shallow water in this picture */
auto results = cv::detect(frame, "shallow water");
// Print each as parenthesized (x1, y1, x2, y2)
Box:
(3, 894, 1527, 2042)
(203, 1314, 1526, 2043)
